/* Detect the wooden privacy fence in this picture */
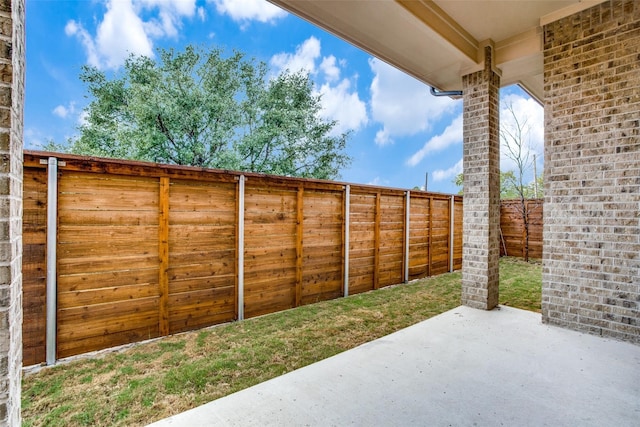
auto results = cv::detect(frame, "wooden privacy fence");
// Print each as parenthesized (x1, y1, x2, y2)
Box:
(499, 199, 543, 259)
(22, 151, 462, 366)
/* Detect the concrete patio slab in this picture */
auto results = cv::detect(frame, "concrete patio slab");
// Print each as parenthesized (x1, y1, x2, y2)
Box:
(149, 305, 640, 427)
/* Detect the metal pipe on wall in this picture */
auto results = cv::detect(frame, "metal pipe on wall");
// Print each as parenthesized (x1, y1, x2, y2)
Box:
(430, 86, 463, 97)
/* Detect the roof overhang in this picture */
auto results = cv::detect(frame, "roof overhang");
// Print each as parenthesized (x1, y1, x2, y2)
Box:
(268, 0, 607, 103)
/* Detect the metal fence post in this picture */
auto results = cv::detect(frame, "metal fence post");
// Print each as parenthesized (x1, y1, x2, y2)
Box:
(45, 157, 58, 365)
(237, 175, 245, 320)
(343, 185, 350, 297)
(404, 191, 410, 283)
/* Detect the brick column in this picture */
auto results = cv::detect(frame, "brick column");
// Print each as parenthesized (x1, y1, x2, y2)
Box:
(0, 0, 24, 424)
(461, 46, 500, 310)
(542, 0, 640, 343)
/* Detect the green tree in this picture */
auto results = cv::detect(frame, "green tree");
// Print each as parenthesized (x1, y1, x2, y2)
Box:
(500, 102, 539, 262)
(452, 102, 542, 262)
(54, 45, 350, 180)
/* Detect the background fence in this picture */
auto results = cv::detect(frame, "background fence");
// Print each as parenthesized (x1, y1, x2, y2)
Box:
(22, 151, 463, 366)
(499, 199, 543, 259)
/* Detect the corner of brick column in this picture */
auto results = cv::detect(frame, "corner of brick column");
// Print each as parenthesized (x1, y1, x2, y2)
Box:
(461, 45, 501, 311)
(0, 0, 26, 425)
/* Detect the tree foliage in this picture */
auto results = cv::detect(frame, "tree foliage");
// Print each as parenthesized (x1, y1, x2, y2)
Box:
(54, 45, 351, 180)
(500, 102, 538, 199)
(500, 102, 538, 262)
(452, 102, 542, 262)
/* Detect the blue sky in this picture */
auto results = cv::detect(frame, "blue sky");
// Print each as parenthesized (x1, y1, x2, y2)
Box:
(25, 0, 543, 194)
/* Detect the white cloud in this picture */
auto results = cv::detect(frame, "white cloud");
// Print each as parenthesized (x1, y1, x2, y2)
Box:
(433, 158, 463, 182)
(318, 79, 367, 135)
(197, 6, 206, 21)
(270, 36, 321, 76)
(140, 0, 197, 38)
(52, 102, 77, 119)
(407, 114, 463, 167)
(369, 58, 459, 146)
(94, 0, 154, 69)
(375, 129, 391, 146)
(211, 0, 287, 24)
(139, 1, 195, 18)
(368, 176, 389, 186)
(65, 20, 100, 68)
(271, 37, 368, 136)
(53, 105, 69, 119)
(66, 0, 197, 69)
(500, 93, 544, 175)
(320, 56, 340, 82)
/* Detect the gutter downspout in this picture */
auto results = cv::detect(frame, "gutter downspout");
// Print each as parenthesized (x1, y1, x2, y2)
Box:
(430, 87, 463, 97)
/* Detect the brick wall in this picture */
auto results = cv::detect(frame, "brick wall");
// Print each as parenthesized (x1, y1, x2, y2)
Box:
(0, 0, 24, 424)
(461, 46, 501, 310)
(542, 0, 640, 343)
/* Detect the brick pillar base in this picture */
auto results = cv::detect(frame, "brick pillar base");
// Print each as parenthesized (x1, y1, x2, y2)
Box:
(461, 46, 500, 310)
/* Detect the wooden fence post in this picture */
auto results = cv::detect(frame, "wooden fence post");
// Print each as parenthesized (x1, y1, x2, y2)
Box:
(158, 177, 170, 336)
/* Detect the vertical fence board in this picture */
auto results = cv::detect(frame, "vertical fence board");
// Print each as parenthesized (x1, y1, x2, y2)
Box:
(56, 172, 161, 358)
(373, 192, 381, 290)
(454, 197, 463, 270)
(22, 167, 48, 366)
(167, 179, 236, 333)
(430, 198, 451, 275)
(158, 177, 170, 336)
(244, 184, 297, 318)
(526, 200, 543, 259)
(449, 196, 454, 272)
(378, 192, 404, 287)
(295, 187, 304, 307)
(408, 195, 430, 280)
(500, 199, 543, 259)
(347, 191, 376, 295)
(300, 188, 343, 305)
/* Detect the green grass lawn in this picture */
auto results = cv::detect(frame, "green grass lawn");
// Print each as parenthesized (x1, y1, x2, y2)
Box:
(22, 257, 541, 427)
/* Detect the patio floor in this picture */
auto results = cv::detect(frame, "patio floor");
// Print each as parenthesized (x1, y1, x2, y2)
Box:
(149, 305, 639, 427)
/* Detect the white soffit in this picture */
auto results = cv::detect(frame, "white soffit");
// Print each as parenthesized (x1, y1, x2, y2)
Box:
(269, 0, 608, 102)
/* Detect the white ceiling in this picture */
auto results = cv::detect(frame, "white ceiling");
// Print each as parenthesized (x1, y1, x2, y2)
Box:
(268, 0, 606, 102)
